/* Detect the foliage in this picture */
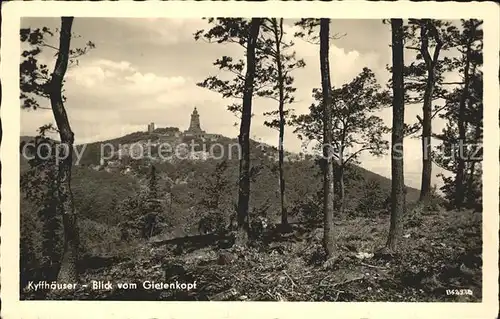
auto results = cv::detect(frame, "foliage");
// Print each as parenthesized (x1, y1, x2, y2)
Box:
(258, 18, 305, 129)
(293, 188, 324, 226)
(292, 67, 390, 214)
(20, 131, 64, 281)
(197, 160, 231, 210)
(194, 18, 274, 118)
(78, 218, 122, 256)
(20, 198, 44, 287)
(432, 20, 483, 210)
(198, 210, 228, 235)
(387, 19, 459, 136)
(119, 165, 170, 240)
(356, 179, 389, 217)
(293, 18, 346, 45)
(197, 160, 234, 235)
(20, 26, 95, 110)
(402, 19, 458, 99)
(292, 68, 390, 165)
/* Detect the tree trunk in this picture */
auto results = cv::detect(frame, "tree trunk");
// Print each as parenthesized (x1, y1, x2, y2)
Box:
(466, 161, 477, 205)
(466, 120, 481, 207)
(319, 19, 335, 258)
(419, 66, 433, 201)
(455, 28, 474, 209)
(235, 18, 261, 246)
(419, 76, 433, 202)
(418, 21, 441, 202)
(49, 17, 79, 283)
(338, 165, 345, 215)
(272, 18, 288, 227)
(386, 18, 405, 251)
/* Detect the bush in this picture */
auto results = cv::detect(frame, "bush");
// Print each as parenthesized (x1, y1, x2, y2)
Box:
(423, 185, 444, 213)
(293, 189, 323, 226)
(78, 218, 122, 256)
(197, 210, 227, 235)
(356, 179, 387, 216)
(439, 168, 482, 211)
(249, 216, 272, 241)
(20, 203, 44, 287)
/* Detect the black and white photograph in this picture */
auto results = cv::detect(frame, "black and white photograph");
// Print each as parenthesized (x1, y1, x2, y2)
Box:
(1, 1, 499, 318)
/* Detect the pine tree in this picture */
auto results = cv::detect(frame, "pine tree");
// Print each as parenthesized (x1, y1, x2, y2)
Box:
(386, 19, 405, 250)
(403, 19, 457, 202)
(260, 18, 305, 228)
(434, 19, 483, 210)
(292, 68, 390, 214)
(195, 18, 263, 245)
(319, 18, 335, 258)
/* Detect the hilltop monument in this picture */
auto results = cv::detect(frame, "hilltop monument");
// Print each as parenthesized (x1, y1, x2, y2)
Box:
(145, 107, 220, 141)
(184, 107, 206, 138)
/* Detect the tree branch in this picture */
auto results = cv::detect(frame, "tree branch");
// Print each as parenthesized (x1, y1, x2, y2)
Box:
(42, 43, 60, 51)
(344, 147, 374, 165)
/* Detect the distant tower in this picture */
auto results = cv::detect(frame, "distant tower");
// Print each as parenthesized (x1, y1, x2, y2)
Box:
(185, 107, 205, 137)
(188, 107, 202, 132)
(148, 122, 155, 133)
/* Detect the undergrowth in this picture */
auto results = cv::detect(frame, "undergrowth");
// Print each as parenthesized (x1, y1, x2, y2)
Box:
(21, 208, 482, 302)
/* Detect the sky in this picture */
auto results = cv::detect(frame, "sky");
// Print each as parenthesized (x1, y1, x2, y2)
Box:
(20, 18, 463, 190)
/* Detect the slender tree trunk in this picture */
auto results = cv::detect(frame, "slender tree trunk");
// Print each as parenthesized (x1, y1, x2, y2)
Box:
(235, 18, 261, 246)
(272, 19, 288, 227)
(466, 121, 481, 207)
(49, 17, 79, 283)
(419, 21, 442, 202)
(386, 18, 405, 251)
(338, 165, 345, 215)
(319, 19, 335, 258)
(455, 29, 474, 209)
(419, 75, 433, 202)
(466, 162, 476, 205)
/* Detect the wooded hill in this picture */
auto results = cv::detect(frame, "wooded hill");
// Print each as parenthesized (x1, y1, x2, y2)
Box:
(20, 130, 421, 236)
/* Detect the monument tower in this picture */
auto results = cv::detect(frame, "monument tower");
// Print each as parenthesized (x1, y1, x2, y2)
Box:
(184, 107, 206, 137)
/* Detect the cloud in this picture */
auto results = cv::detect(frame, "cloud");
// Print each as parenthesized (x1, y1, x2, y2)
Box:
(94, 59, 135, 72)
(124, 72, 186, 95)
(21, 109, 55, 136)
(67, 65, 116, 88)
(282, 23, 383, 86)
(66, 58, 190, 97)
(116, 18, 211, 46)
